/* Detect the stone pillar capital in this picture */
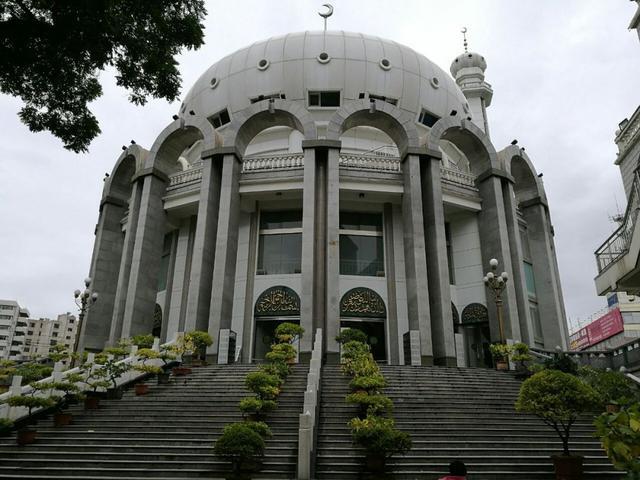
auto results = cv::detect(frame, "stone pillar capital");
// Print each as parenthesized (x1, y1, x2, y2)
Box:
(130, 167, 170, 184)
(200, 146, 242, 161)
(476, 167, 515, 185)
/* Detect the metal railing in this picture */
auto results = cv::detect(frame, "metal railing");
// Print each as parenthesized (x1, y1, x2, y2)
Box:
(531, 338, 640, 372)
(0, 335, 179, 423)
(297, 328, 322, 480)
(595, 170, 640, 272)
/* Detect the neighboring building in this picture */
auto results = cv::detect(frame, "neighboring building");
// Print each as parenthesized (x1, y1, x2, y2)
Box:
(0, 300, 29, 361)
(80, 30, 568, 367)
(570, 292, 640, 351)
(23, 313, 78, 361)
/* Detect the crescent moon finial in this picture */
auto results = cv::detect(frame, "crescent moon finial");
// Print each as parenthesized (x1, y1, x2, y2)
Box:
(461, 26, 469, 53)
(319, 3, 334, 19)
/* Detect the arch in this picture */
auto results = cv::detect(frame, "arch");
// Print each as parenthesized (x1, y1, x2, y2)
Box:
(427, 117, 499, 176)
(144, 116, 215, 176)
(461, 303, 489, 324)
(254, 286, 300, 317)
(102, 145, 148, 203)
(499, 145, 546, 204)
(340, 288, 387, 318)
(222, 99, 317, 157)
(326, 99, 420, 158)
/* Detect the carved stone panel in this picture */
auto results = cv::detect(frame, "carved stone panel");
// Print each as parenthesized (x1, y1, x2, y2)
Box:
(461, 302, 489, 324)
(254, 286, 300, 317)
(340, 288, 386, 318)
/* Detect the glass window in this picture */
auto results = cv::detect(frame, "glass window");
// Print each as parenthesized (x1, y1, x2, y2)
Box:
(340, 235, 384, 276)
(339, 212, 383, 232)
(445, 222, 455, 285)
(530, 302, 543, 341)
(308, 91, 340, 107)
(418, 109, 440, 128)
(520, 228, 532, 260)
(257, 210, 303, 275)
(257, 233, 302, 274)
(524, 262, 537, 298)
(157, 233, 173, 291)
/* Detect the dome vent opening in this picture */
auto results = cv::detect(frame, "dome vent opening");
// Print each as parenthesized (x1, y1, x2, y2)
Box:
(210, 77, 219, 89)
(317, 52, 331, 64)
(379, 58, 391, 71)
(257, 59, 270, 71)
(430, 77, 440, 89)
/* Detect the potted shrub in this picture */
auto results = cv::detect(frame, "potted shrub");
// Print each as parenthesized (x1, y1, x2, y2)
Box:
(543, 351, 579, 375)
(238, 397, 277, 421)
(349, 373, 387, 394)
(130, 334, 155, 349)
(336, 328, 368, 345)
(511, 342, 533, 377)
(594, 403, 640, 476)
(157, 346, 177, 384)
(274, 322, 304, 344)
(169, 334, 196, 373)
(515, 369, 599, 479)
(265, 343, 296, 365)
(346, 391, 393, 418)
(98, 358, 131, 399)
(258, 361, 289, 381)
(214, 421, 272, 479)
(489, 343, 512, 371)
(32, 377, 84, 426)
(349, 415, 412, 473)
(184, 330, 213, 365)
(6, 393, 58, 445)
(14, 363, 53, 385)
(0, 418, 13, 437)
(245, 371, 281, 400)
(133, 348, 162, 395)
(81, 363, 111, 409)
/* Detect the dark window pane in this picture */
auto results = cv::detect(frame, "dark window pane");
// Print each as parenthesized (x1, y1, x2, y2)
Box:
(309, 92, 320, 106)
(260, 210, 302, 229)
(419, 109, 440, 128)
(524, 262, 537, 298)
(340, 235, 384, 276)
(257, 233, 302, 275)
(339, 212, 383, 232)
(321, 91, 340, 107)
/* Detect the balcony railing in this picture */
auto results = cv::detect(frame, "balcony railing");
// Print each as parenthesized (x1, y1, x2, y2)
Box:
(166, 154, 477, 190)
(596, 170, 640, 272)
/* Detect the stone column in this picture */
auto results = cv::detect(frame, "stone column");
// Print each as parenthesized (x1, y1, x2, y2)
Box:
(241, 210, 258, 362)
(402, 154, 433, 365)
(81, 196, 127, 352)
(475, 170, 521, 342)
(185, 155, 223, 332)
(521, 198, 568, 349)
(208, 153, 241, 361)
(121, 170, 169, 337)
(421, 155, 457, 366)
(299, 146, 317, 361)
(166, 218, 195, 339)
(108, 180, 143, 344)
(502, 181, 534, 344)
(325, 145, 341, 362)
(383, 203, 400, 365)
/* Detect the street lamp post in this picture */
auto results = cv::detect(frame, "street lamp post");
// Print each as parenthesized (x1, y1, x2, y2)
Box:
(72, 277, 98, 364)
(483, 258, 508, 344)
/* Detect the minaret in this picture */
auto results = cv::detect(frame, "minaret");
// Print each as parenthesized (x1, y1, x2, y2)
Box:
(450, 28, 493, 136)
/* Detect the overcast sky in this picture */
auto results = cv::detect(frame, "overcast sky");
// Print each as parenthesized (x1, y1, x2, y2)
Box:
(0, 0, 638, 333)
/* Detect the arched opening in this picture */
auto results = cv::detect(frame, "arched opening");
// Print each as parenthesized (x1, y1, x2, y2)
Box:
(461, 303, 491, 368)
(253, 286, 301, 360)
(152, 304, 162, 338)
(340, 288, 387, 361)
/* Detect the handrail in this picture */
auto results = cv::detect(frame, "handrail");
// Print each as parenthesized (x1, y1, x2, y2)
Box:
(297, 328, 322, 480)
(595, 169, 640, 272)
(0, 334, 179, 423)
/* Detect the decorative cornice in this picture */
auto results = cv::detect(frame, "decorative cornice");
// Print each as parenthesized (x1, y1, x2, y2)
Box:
(100, 195, 127, 209)
(475, 167, 514, 184)
(201, 146, 242, 160)
(520, 195, 548, 209)
(131, 167, 169, 184)
(301, 139, 342, 149)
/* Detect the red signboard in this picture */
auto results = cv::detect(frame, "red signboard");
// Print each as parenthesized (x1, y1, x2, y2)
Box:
(570, 308, 625, 351)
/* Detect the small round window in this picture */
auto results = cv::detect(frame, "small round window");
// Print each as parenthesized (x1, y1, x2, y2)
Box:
(317, 52, 331, 64)
(210, 77, 219, 89)
(430, 77, 440, 89)
(379, 58, 391, 71)
(257, 58, 270, 71)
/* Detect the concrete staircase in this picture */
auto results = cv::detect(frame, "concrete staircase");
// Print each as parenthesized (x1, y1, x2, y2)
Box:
(315, 365, 624, 479)
(0, 363, 307, 479)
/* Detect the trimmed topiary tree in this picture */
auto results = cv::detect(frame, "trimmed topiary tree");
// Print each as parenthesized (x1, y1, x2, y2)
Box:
(214, 422, 271, 478)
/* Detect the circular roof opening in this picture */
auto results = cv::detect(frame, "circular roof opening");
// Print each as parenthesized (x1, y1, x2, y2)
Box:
(379, 58, 391, 71)
(430, 77, 440, 89)
(317, 52, 331, 64)
(210, 77, 219, 89)
(257, 58, 270, 71)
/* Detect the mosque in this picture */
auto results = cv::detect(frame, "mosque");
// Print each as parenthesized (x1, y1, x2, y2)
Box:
(79, 26, 568, 367)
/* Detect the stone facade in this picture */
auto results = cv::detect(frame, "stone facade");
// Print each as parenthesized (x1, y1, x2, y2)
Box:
(80, 31, 569, 365)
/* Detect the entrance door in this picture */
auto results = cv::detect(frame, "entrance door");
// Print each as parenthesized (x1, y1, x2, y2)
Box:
(341, 320, 386, 362)
(464, 322, 492, 368)
(253, 318, 301, 361)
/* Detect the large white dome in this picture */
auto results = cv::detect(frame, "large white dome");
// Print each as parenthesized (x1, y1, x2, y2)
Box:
(181, 31, 470, 125)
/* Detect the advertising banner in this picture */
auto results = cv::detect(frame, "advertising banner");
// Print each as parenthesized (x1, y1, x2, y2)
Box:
(570, 308, 624, 350)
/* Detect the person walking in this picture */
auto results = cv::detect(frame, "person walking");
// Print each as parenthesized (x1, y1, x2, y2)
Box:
(438, 460, 468, 480)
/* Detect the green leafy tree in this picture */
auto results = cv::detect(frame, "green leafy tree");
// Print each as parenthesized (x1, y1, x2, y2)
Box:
(0, 1, 206, 152)
(594, 403, 640, 477)
(515, 369, 599, 456)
